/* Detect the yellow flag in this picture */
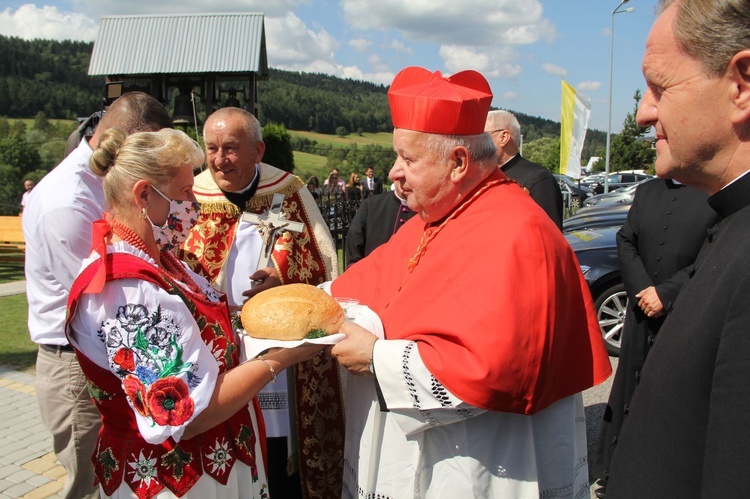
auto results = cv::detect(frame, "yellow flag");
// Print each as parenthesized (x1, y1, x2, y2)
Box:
(560, 80, 591, 178)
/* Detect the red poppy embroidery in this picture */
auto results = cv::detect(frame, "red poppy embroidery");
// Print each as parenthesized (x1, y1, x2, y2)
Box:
(113, 347, 136, 371)
(146, 377, 195, 426)
(123, 375, 150, 417)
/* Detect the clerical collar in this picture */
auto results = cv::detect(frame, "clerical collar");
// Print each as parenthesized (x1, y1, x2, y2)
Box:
(499, 153, 521, 171)
(221, 164, 261, 210)
(708, 169, 750, 219)
(393, 191, 409, 206)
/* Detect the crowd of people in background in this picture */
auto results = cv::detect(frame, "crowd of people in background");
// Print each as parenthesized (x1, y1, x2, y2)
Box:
(307, 166, 388, 208)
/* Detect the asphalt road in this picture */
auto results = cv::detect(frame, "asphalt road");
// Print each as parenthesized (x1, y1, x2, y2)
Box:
(583, 355, 618, 496)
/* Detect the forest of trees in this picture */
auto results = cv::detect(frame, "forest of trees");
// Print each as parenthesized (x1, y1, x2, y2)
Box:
(0, 34, 607, 153)
(0, 34, 649, 214)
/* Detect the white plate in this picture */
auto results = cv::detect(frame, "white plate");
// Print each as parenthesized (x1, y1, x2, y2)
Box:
(238, 331, 346, 361)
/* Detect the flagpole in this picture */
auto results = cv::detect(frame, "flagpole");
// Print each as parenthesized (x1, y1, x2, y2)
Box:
(605, 0, 635, 193)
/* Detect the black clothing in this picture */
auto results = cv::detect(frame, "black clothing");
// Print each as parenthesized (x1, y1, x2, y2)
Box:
(607, 171, 750, 498)
(593, 178, 717, 482)
(361, 177, 383, 198)
(266, 437, 302, 499)
(345, 184, 363, 202)
(501, 154, 564, 229)
(345, 191, 416, 268)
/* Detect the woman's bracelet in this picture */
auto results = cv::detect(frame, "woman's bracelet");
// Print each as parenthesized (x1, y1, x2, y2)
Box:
(256, 354, 277, 383)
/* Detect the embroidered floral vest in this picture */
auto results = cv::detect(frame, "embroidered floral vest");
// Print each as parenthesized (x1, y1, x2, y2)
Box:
(67, 253, 265, 499)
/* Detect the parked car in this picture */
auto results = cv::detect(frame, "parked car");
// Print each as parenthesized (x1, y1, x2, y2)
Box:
(563, 203, 630, 232)
(565, 225, 626, 356)
(582, 177, 652, 208)
(579, 173, 605, 190)
(590, 172, 653, 194)
(553, 174, 593, 210)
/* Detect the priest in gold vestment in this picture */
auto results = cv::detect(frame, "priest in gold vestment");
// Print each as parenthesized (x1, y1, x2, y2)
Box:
(180, 107, 343, 499)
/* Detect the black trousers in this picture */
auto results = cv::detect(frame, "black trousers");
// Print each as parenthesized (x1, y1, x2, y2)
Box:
(266, 436, 302, 499)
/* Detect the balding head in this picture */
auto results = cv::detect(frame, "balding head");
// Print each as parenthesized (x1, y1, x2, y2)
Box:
(91, 92, 173, 148)
(204, 107, 262, 145)
(485, 110, 522, 165)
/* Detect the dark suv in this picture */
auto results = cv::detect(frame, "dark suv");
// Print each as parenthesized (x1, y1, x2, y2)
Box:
(553, 174, 593, 210)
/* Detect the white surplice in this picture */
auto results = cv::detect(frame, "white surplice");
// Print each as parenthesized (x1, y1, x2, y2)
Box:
(343, 334, 590, 499)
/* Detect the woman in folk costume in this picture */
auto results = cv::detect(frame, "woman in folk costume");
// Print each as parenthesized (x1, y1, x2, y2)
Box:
(64, 128, 323, 499)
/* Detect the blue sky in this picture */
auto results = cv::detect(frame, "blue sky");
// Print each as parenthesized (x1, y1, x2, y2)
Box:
(0, 0, 658, 134)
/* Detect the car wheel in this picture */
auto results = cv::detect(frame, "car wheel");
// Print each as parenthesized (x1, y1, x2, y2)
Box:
(593, 282, 628, 356)
(570, 196, 581, 210)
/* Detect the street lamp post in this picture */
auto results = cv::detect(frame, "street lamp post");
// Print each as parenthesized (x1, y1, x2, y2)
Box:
(604, 0, 635, 193)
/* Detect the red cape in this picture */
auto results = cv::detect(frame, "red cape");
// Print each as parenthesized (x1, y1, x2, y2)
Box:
(333, 170, 611, 414)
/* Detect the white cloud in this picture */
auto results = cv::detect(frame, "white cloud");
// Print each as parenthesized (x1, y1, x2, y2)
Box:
(342, 0, 555, 47)
(542, 63, 567, 77)
(368, 54, 391, 73)
(577, 80, 602, 91)
(71, 0, 304, 18)
(388, 39, 413, 55)
(440, 44, 522, 80)
(502, 91, 518, 99)
(0, 5, 99, 41)
(265, 13, 339, 70)
(349, 38, 371, 52)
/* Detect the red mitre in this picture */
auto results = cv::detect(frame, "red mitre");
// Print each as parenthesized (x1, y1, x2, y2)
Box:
(388, 66, 493, 136)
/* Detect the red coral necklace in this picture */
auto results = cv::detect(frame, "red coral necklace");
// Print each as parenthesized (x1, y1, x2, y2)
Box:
(111, 221, 206, 299)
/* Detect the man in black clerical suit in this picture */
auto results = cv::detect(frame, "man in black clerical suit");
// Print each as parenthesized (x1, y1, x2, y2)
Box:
(360, 166, 383, 198)
(605, 2, 750, 497)
(485, 110, 563, 229)
(592, 178, 716, 498)
(345, 182, 415, 268)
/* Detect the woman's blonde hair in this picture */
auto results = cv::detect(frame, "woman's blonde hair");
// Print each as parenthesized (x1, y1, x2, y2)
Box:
(90, 128, 204, 217)
(346, 172, 360, 187)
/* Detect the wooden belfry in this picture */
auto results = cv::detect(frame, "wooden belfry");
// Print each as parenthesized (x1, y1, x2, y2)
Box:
(88, 13, 269, 122)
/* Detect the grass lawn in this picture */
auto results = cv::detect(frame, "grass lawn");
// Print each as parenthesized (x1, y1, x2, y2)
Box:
(0, 252, 25, 283)
(290, 130, 393, 148)
(293, 150, 329, 181)
(0, 294, 35, 373)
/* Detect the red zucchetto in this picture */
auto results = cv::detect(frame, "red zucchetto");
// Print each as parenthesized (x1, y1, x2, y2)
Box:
(388, 66, 493, 136)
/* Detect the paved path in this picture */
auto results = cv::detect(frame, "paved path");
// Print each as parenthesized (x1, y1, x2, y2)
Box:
(0, 281, 25, 298)
(0, 368, 65, 499)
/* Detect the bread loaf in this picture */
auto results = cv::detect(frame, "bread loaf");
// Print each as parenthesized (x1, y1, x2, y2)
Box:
(241, 283, 345, 340)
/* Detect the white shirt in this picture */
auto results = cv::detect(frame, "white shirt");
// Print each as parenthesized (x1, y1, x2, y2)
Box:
(23, 139, 105, 346)
(223, 216, 292, 438)
(21, 190, 32, 209)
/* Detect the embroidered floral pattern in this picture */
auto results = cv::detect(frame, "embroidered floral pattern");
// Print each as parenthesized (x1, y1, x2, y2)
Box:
(146, 377, 195, 426)
(128, 450, 158, 488)
(123, 375, 149, 417)
(161, 445, 193, 482)
(206, 438, 233, 474)
(114, 347, 136, 371)
(99, 303, 201, 427)
(86, 380, 114, 403)
(98, 447, 120, 483)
